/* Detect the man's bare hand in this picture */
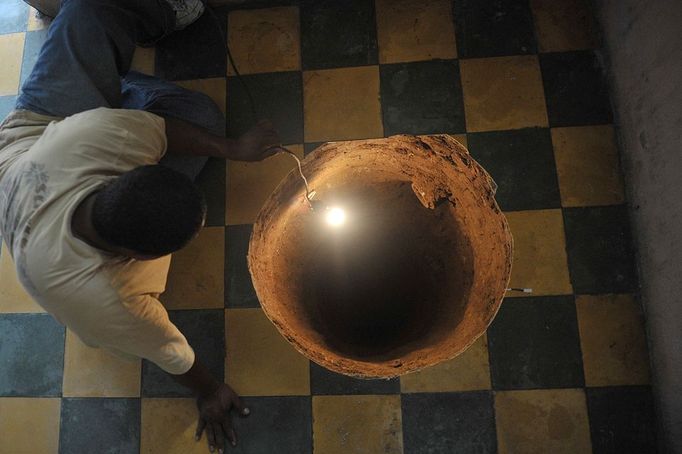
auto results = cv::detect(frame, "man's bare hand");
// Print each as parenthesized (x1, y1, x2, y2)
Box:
(164, 117, 281, 161)
(195, 383, 250, 453)
(230, 119, 281, 162)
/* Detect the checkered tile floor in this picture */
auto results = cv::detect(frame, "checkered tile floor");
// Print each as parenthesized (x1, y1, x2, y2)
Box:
(0, 0, 658, 453)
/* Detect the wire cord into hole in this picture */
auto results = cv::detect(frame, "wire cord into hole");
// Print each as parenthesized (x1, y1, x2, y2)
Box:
(267, 145, 314, 209)
(206, 8, 312, 209)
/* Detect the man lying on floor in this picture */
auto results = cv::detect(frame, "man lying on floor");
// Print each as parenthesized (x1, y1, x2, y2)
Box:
(0, 0, 280, 452)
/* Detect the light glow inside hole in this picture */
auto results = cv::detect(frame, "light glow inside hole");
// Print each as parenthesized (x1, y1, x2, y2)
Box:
(325, 207, 347, 227)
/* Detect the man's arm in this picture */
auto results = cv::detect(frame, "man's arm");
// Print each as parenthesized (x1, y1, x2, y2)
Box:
(61, 292, 248, 453)
(163, 116, 281, 162)
(170, 357, 250, 453)
(160, 116, 277, 452)
(170, 356, 221, 396)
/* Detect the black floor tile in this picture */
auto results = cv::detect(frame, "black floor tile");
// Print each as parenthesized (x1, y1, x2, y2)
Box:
(231, 396, 312, 454)
(196, 157, 225, 227)
(59, 398, 140, 454)
(0, 313, 64, 396)
(488, 296, 584, 390)
(227, 71, 303, 145)
(142, 309, 225, 397)
(19, 28, 48, 88)
(155, 10, 227, 81)
(586, 386, 658, 454)
(453, 0, 536, 58)
(402, 391, 497, 454)
(0, 96, 17, 120)
(0, 0, 28, 35)
(540, 51, 613, 127)
(225, 224, 259, 308)
(310, 362, 399, 395)
(380, 60, 466, 136)
(300, 0, 378, 70)
(563, 205, 638, 294)
(468, 128, 560, 211)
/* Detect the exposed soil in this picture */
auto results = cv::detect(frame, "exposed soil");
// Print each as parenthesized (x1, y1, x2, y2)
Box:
(248, 134, 513, 378)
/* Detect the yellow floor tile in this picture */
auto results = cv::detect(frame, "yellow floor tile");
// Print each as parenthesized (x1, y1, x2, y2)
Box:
(0, 242, 43, 313)
(141, 398, 206, 454)
(131, 46, 156, 76)
(303, 66, 383, 142)
(227, 6, 301, 75)
(174, 78, 227, 115)
(313, 395, 403, 454)
(400, 334, 491, 392)
(495, 389, 591, 454)
(62, 330, 141, 397)
(0, 33, 25, 96)
(161, 227, 224, 310)
(0, 397, 60, 454)
(225, 308, 310, 396)
(505, 209, 573, 296)
(376, 0, 456, 64)
(226, 144, 303, 225)
(552, 125, 625, 207)
(576, 294, 651, 386)
(27, 7, 52, 31)
(460, 56, 548, 132)
(530, 0, 598, 52)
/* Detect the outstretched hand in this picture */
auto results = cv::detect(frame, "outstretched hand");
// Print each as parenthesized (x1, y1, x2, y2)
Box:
(195, 383, 250, 453)
(231, 119, 281, 162)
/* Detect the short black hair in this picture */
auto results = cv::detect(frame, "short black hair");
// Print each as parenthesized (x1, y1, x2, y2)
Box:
(92, 165, 206, 256)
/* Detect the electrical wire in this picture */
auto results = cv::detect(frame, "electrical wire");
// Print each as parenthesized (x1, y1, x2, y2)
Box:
(205, 6, 258, 122)
(267, 145, 314, 210)
(206, 6, 314, 209)
(506, 288, 533, 293)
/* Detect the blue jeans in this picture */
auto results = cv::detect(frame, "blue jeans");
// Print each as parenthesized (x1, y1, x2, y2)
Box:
(15, 0, 223, 181)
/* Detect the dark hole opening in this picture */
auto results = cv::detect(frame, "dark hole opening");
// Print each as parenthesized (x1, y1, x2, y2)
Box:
(300, 180, 467, 360)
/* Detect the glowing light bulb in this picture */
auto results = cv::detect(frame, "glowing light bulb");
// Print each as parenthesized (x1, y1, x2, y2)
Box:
(325, 207, 346, 227)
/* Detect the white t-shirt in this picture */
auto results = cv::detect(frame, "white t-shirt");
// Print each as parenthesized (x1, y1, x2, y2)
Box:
(0, 108, 195, 375)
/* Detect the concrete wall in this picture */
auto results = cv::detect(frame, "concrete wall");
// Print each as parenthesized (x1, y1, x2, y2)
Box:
(594, 0, 682, 451)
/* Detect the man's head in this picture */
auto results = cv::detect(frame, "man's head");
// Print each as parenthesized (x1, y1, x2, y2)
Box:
(91, 165, 206, 259)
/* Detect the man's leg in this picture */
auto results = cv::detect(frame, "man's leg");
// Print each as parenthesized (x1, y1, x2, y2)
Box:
(121, 71, 225, 181)
(16, 0, 175, 117)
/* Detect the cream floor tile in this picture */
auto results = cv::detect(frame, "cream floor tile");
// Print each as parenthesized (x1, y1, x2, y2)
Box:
(401, 334, 491, 392)
(0, 33, 25, 96)
(313, 395, 403, 454)
(0, 397, 60, 454)
(141, 398, 206, 454)
(62, 330, 141, 397)
(225, 308, 310, 396)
